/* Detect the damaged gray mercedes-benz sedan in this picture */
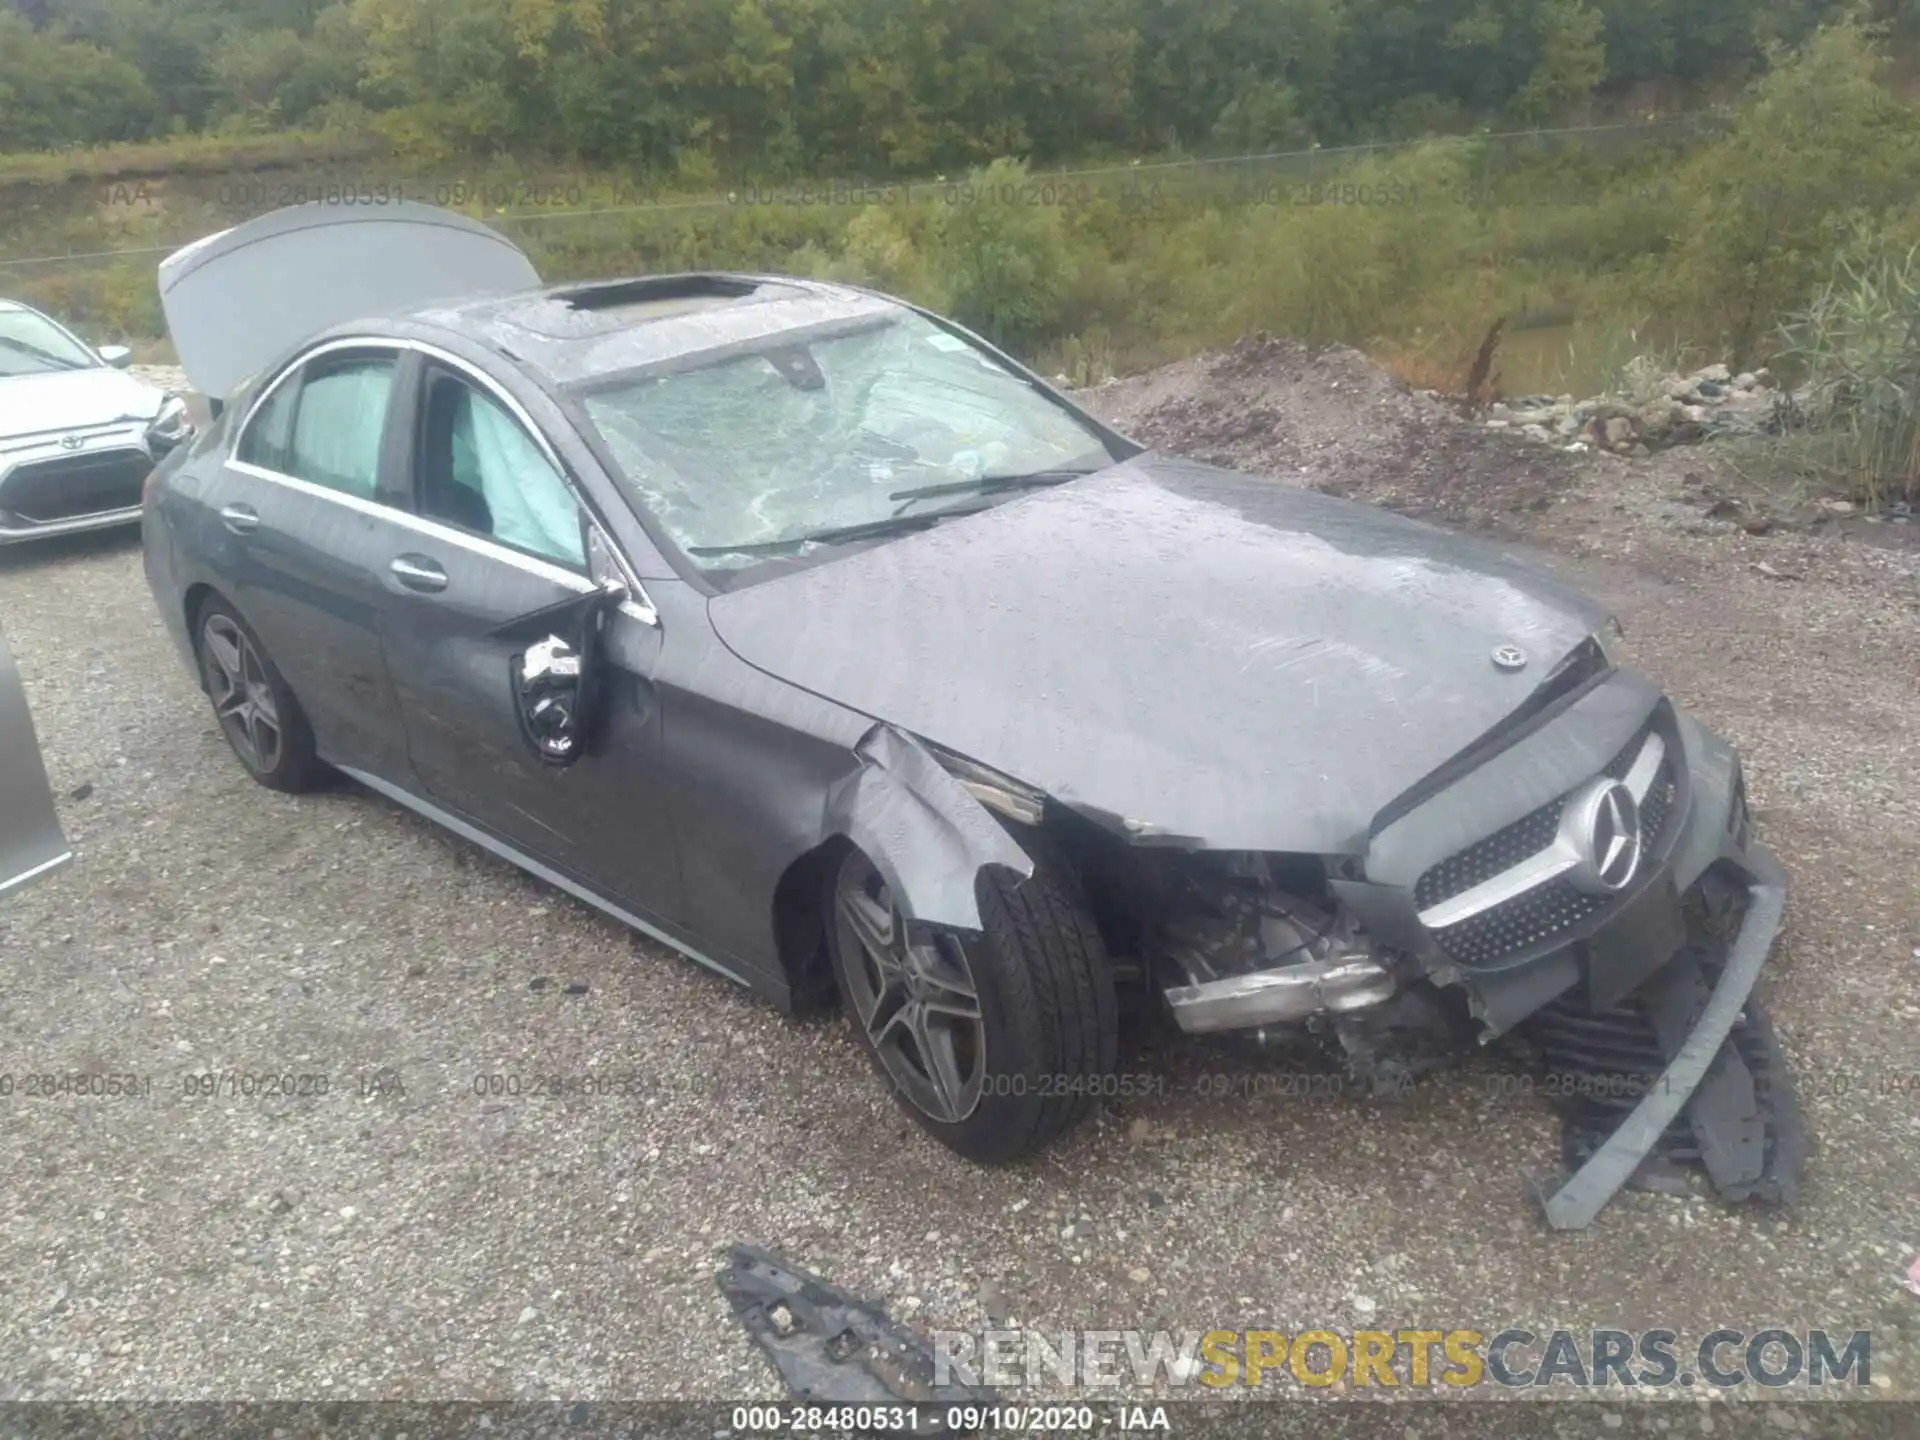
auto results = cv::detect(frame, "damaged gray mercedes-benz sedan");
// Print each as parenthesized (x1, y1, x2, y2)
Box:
(142, 202, 1801, 1226)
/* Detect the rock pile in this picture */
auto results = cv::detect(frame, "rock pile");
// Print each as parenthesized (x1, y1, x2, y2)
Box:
(1479, 362, 1796, 457)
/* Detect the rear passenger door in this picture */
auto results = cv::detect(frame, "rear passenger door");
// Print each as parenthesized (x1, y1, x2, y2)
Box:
(219, 345, 416, 780)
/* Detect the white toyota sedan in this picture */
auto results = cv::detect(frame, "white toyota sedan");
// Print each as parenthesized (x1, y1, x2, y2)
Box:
(0, 298, 193, 543)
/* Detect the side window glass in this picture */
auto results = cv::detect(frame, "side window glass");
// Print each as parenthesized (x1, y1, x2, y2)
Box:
(284, 356, 396, 500)
(416, 372, 585, 568)
(235, 373, 299, 472)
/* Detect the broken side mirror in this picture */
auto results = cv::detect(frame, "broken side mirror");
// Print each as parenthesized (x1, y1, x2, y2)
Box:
(494, 582, 627, 768)
(517, 632, 587, 764)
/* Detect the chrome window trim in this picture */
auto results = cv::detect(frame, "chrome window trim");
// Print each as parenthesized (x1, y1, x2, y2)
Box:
(228, 460, 596, 594)
(1416, 729, 1669, 931)
(227, 334, 657, 623)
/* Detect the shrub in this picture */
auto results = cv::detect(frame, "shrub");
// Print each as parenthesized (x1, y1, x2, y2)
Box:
(926, 159, 1078, 352)
(1656, 19, 1920, 369)
(1771, 225, 1920, 506)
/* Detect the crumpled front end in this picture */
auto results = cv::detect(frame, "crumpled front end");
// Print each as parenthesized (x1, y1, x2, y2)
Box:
(1335, 667, 1804, 1227)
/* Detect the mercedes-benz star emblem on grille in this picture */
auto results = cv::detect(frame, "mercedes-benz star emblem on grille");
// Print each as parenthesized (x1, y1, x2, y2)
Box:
(1490, 643, 1528, 671)
(59, 434, 86, 451)
(1560, 778, 1643, 895)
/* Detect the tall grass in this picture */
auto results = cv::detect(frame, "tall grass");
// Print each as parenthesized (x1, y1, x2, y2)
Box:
(1769, 232, 1920, 506)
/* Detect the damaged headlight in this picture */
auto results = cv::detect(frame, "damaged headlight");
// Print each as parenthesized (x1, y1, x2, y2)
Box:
(1537, 621, 1622, 697)
(1728, 760, 1752, 851)
(926, 744, 1046, 825)
(145, 393, 194, 458)
(1593, 615, 1625, 664)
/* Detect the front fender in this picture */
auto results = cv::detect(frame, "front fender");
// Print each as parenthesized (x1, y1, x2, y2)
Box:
(822, 723, 1034, 931)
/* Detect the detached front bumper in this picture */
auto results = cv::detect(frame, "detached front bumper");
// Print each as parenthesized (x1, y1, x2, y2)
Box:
(1533, 843, 1803, 1228)
(1335, 668, 1804, 1223)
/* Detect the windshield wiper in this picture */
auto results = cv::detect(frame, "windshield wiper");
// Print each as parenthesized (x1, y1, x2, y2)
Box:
(0, 335, 86, 371)
(888, 466, 1100, 514)
(685, 466, 1109, 560)
(687, 509, 968, 559)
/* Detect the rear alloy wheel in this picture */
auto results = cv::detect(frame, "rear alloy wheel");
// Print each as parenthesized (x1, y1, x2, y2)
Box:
(196, 599, 324, 793)
(828, 847, 1119, 1162)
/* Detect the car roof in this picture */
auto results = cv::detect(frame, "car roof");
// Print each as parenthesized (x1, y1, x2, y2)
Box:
(320, 273, 907, 390)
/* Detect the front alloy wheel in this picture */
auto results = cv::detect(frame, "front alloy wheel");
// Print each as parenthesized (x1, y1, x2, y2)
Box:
(834, 853, 987, 1124)
(826, 846, 1120, 1163)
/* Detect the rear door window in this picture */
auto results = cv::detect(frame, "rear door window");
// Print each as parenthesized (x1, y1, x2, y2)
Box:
(235, 376, 299, 472)
(284, 357, 396, 500)
(235, 352, 398, 501)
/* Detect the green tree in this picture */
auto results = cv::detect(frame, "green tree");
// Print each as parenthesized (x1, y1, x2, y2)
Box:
(0, 9, 156, 147)
(209, 5, 364, 126)
(1661, 18, 1920, 366)
(1133, 0, 1344, 151)
(931, 158, 1078, 349)
(1508, 0, 1607, 123)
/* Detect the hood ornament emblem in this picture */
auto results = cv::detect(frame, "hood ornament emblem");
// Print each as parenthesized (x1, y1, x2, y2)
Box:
(60, 434, 86, 450)
(1490, 643, 1528, 672)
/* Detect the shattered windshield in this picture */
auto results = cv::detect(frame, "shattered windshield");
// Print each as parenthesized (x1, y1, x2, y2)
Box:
(0, 307, 97, 377)
(575, 311, 1115, 571)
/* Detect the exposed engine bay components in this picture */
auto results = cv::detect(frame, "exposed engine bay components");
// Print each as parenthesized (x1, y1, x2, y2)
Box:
(1096, 838, 1802, 1227)
(1147, 854, 1398, 1035)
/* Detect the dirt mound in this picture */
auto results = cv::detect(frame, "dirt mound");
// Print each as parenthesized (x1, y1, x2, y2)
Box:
(1075, 334, 1588, 535)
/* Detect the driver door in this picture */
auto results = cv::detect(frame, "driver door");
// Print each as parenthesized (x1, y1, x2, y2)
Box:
(377, 354, 683, 924)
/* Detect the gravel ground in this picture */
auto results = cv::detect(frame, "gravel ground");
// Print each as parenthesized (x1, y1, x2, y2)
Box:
(0, 353, 1916, 1429)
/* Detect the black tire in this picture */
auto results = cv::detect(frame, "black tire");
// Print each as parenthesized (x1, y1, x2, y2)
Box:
(194, 596, 326, 793)
(827, 848, 1119, 1163)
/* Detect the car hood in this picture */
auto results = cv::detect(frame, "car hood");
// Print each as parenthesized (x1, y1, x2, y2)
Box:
(159, 201, 541, 401)
(0, 367, 164, 443)
(707, 454, 1613, 854)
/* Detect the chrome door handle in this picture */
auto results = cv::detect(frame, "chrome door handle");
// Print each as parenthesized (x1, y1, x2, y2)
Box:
(219, 503, 259, 535)
(390, 554, 449, 593)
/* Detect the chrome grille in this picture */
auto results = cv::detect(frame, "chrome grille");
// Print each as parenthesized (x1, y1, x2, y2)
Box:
(0, 447, 150, 524)
(1416, 721, 1679, 968)
(1427, 874, 1610, 967)
(1415, 791, 1571, 912)
(1638, 764, 1675, 846)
